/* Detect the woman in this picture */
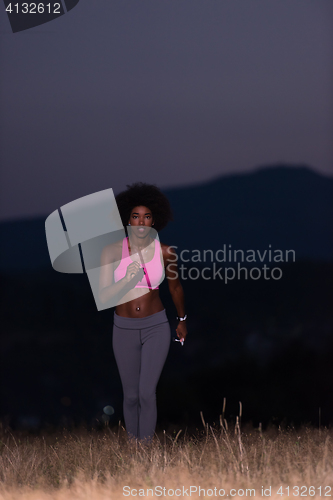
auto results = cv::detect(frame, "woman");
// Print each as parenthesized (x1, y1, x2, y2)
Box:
(99, 182, 187, 442)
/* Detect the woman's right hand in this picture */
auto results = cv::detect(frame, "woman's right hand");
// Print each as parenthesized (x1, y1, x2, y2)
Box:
(125, 261, 145, 286)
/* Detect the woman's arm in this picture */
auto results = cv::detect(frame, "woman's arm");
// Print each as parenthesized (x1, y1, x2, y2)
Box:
(98, 245, 143, 305)
(163, 245, 188, 342)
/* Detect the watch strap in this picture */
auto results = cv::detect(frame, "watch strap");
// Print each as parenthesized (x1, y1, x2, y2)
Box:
(176, 314, 187, 322)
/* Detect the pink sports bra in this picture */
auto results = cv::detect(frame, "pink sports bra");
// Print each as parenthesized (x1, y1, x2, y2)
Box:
(113, 237, 164, 289)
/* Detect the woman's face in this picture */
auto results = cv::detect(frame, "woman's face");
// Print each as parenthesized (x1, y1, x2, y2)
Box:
(128, 205, 154, 236)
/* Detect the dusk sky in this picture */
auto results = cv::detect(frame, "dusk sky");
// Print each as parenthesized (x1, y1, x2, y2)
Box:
(0, 0, 332, 221)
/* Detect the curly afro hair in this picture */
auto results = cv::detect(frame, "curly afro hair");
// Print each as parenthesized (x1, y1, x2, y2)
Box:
(115, 182, 173, 232)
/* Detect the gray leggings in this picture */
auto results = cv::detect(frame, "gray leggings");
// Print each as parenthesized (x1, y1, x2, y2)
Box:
(112, 309, 171, 441)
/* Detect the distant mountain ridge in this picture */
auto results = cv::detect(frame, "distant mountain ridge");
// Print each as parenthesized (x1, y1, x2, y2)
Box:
(160, 165, 333, 263)
(1, 165, 332, 271)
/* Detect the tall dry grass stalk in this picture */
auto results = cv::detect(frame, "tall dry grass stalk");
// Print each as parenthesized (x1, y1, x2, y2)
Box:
(0, 418, 332, 499)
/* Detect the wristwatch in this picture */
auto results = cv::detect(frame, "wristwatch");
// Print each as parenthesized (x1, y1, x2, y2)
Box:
(176, 314, 187, 322)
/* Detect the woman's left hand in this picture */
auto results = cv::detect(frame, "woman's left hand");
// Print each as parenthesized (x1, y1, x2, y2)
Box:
(176, 321, 188, 342)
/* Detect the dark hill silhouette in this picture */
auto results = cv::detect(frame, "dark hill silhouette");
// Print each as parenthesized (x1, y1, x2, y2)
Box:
(159, 164, 333, 262)
(0, 164, 332, 272)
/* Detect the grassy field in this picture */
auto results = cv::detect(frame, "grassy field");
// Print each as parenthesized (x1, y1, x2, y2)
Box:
(0, 417, 332, 499)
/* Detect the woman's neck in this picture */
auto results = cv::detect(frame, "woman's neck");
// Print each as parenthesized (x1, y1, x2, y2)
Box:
(128, 234, 153, 252)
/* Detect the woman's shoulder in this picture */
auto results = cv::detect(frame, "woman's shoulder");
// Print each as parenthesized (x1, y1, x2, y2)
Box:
(159, 242, 177, 261)
(100, 238, 124, 264)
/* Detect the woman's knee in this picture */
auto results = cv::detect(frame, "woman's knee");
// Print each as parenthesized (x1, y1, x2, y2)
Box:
(139, 388, 156, 407)
(124, 393, 139, 407)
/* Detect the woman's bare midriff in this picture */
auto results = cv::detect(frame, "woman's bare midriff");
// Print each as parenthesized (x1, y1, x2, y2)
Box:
(115, 289, 165, 318)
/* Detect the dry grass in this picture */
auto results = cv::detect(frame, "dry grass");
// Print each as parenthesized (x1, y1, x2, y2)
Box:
(0, 417, 332, 499)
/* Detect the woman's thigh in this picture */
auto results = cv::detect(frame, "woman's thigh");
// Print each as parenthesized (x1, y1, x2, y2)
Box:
(139, 321, 171, 394)
(112, 325, 141, 393)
